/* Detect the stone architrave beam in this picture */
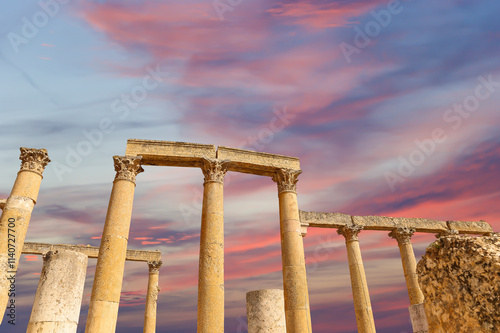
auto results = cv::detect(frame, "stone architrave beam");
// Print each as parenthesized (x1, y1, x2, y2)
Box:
(216, 146, 300, 177)
(300, 211, 493, 235)
(125, 139, 301, 177)
(126, 139, 217, 168)
(22, 242, 161, 262)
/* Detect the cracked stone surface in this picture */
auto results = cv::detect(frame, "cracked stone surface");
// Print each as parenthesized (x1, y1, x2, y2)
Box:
(417, 234, 500, 333)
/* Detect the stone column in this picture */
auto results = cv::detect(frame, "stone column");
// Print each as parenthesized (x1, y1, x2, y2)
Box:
(272, 169, 312, 333)
(144, 261, 162, 333)
(85, 156, 143, 333)
(389, 227, 428, 332)
(388, 227, 424, 305)
(197, 158, 229, 333)
(0, 148, 50, 323)
(27, 250, 88, 333)
(337, 225, 376, 333)
(246, 289, 286, 333)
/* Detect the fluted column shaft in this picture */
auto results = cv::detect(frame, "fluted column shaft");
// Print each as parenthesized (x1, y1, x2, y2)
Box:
(0, 148, 50, 323)
(273, 169, 312, 333)
(85, 156, 143, 333)
(338, 225, 376, 333)
(197, 159, 228, 333)
(27, 250, 88, 333)
(389, 228, 424, 305)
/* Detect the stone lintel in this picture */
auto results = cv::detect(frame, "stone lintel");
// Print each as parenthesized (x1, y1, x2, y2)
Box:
(22, 242, 161, 262)
(217, 146, 300, 177)
(126, 139, 216, 167)
(0, 199, 6, 210)
(300, 211, 493, 235)
(299, 211, 352, 228)
(447, 220, 493, 234)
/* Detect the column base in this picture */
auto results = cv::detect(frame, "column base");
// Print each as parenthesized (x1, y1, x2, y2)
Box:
(409, 303, 429, 333)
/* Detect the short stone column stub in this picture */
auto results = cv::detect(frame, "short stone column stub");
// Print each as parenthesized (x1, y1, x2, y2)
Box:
(273, 168, 312, 333)
(27, 249, 88, 333)
(85, 155, 143, 333)
(246, 289, 286, 333)
(144, 260, 162, 333)
(197, 158, 229, 333)
(337, 224, 376, 333)
(0, 147, 50, 323)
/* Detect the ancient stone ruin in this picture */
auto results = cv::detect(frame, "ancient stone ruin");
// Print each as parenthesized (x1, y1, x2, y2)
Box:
(0, 140, 497, 333)
(417, 234, 500, 333)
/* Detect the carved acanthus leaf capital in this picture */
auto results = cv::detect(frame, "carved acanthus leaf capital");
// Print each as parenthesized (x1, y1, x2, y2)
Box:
(389, 227, 415, 244)
(113, 156, 144, 183)
(337, 224, 363, 241)
(19, 147, 50, 175)
(201, 158, 230, 184)
(148, 260, 163, 273)
(272, 168, 302, 194)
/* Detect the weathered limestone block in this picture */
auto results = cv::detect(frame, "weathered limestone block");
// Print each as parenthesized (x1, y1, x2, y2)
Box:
(246, 289, 286, 333)
(27, 250, 88, 333)
(417, 234, 500, 333)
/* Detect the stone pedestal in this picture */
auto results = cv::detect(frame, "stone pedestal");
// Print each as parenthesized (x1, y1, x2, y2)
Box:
(197, 158, 228, 333)
(338, 225, 376, 333)
(272, 169, 312, 333)
(0, 148, 50, 323)
(246, 289, 286, 333)
(27, 250, 87, 333)
(85, 156, 143, 333)
(144, 261, 162, 333)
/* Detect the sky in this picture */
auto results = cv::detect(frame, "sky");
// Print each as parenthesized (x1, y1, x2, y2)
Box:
(1, 0, 499, 332)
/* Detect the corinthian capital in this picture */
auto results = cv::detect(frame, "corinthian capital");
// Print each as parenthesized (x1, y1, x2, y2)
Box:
(19, 147, 50, 175)
(389, 227, 415, 244)
(113, 156, 144, 183)
(272, 168, 302, 194)
(201, 158, 230, 184)
(148, 260, 163, 274)
(337, 224, 363, 242)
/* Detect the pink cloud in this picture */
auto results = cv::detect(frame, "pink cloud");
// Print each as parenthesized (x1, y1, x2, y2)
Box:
(267, 1, 378, 29)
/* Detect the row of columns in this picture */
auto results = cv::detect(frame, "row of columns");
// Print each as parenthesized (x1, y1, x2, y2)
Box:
(0, 150, 162, 332)
(195, 160, 312, 333)
(334, 225, 428, 333)
(0, 148, 426, 333)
